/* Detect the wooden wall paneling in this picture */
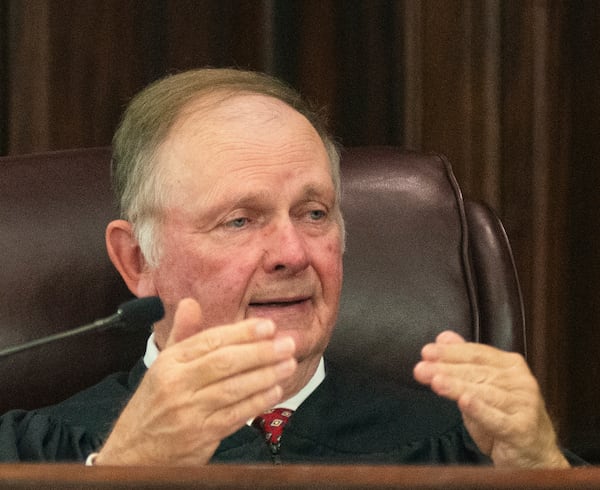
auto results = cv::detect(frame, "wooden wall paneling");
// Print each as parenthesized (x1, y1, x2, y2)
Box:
(164, 0, 274, 73)
(564, 0, 600, 460)
(226, 0, 274, 71)
(500, 0, 570, 433)
(6, 0, 168, 154)
(400, 0, 504, 230)
(6, 0, 52, 155)
(401, 0, 502, 205)
(0, 0, 8, 155)
(499, 0, 536, 377)
(466, 0, 501, 211)
(419, 0, 475, 188)
(46, 1, 167, 151)
(334, 0, 401, 146)
(280, 0, 402, 147)
(164, 0, 219, 69)
(400, 0, 423, 151)
(286, 0, 339, 138)
(531, 0, 571, 438)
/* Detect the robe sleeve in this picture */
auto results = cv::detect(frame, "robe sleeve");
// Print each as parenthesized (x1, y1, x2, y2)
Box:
(0, 409, 101, 462)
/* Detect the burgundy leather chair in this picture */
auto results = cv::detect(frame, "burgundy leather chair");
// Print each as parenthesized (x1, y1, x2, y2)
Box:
(0, 146, 525, 413)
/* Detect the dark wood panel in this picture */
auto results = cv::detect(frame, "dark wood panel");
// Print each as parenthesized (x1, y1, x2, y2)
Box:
(420, 0, 474, 179)
(0, 0, 8, 154)
(46, 1, 163, 150)
(276, 0, 403, 147)
(564, 0, 600, 462)
(407, 0, 503, 206)
(499, 1, 571, 435)
(6, 0, 52, 154)
(164, 0, 273, 71)
(2, 464, 600, 489)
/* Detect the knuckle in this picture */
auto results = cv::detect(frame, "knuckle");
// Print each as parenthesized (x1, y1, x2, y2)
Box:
(203, 331, 224, 351)
(147, 361, 180, 390)
(211, 351, 235, 374)
(217, 404, 244, 428)
(506, 351, 527, 368)
(220, 375, 243, 400)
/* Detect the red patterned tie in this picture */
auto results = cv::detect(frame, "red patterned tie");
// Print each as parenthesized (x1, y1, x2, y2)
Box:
(252, 408, 294, 456)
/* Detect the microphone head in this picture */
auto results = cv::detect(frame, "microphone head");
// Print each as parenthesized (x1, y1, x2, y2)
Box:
(117, 296, 165, 329)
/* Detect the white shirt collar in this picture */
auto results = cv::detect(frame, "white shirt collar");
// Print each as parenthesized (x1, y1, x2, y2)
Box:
(142, 332, 325, 415)
(143, 332, 160, 368)
(273, 356, 325, 411)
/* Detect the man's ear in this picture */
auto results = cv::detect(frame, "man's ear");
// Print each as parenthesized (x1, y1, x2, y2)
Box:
(106, 219, 156, 297)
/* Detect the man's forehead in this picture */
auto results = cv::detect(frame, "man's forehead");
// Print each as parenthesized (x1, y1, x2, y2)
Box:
(157, 90, 331, 203)
(175, 91, 293, 129)
(161, 92, 326, 168)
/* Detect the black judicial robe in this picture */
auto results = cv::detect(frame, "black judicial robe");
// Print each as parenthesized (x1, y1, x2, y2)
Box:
(0, 359, 490, 463)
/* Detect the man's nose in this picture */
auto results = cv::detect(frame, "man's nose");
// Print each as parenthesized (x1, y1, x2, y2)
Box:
(261, 218, 310, 274)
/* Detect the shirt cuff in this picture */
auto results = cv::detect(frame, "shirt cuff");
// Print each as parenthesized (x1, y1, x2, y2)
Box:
(85, 452, 99, 466)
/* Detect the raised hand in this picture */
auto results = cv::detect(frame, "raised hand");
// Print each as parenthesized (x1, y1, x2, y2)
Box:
(95, 298, 297, 465)
(413, 330, 569, 468)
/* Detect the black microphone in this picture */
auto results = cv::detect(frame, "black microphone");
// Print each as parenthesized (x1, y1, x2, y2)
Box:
(0, 296, 164, 358)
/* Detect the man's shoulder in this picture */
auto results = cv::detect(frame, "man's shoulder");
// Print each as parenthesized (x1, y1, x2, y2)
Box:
(0, 360, 146, 462)
(37, 359, 146, 438)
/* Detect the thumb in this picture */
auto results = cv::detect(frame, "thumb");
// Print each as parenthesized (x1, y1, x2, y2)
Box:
(165, 298, 203, 347)
(436, 330, 465, 344)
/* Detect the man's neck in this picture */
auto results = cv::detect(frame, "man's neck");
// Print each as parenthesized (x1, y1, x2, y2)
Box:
(279, 354, 324, 401)
(275, 357, 325, 411)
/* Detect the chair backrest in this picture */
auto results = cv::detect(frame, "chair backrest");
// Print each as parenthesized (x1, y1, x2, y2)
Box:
(327, 147, 525, 387)
(0, 146, 525, 412)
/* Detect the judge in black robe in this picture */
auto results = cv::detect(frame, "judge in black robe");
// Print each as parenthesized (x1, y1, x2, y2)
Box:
(0, 358, 490, 464)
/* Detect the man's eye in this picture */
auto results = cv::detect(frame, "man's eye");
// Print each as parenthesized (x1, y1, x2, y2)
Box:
(309, 210, 326, 220)
(225, 217, 248, 228)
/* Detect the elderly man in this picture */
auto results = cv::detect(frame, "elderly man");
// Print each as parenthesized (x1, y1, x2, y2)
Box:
(0, 69, 573, 467)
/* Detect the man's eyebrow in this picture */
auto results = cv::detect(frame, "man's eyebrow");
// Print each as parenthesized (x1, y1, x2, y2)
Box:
(228, 192, 272, 209)
(197, 192, 269, 219)
(300, 184, 335, 201)
(200, 184, 336, 219)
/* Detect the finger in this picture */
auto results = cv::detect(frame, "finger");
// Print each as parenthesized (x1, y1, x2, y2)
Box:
(414, 359, 520, 389)
(169, 317, 279, 363)
(429, 370, 503, 404)
(183, 335, 296, 389)
(459, 391, 512, 436)
(166, 298, 203, 346)
(425, 367, 538, 416)
(436, 330, 465, 344)
(413, 361, 482, 388)
(421, 342, 525, 370)
(196, 357, 297, 410)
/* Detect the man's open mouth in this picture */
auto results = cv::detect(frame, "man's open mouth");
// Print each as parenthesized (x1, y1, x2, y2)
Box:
(249, 298, 309, 308)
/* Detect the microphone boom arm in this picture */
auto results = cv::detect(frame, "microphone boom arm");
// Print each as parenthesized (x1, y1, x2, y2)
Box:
(0, 296, 164, 358)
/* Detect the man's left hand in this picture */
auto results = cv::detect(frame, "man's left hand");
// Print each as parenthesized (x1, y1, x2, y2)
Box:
(413, 330, 569, 468)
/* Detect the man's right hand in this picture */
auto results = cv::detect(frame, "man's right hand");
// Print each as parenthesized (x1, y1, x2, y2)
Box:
(94, 298, 297, 465)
